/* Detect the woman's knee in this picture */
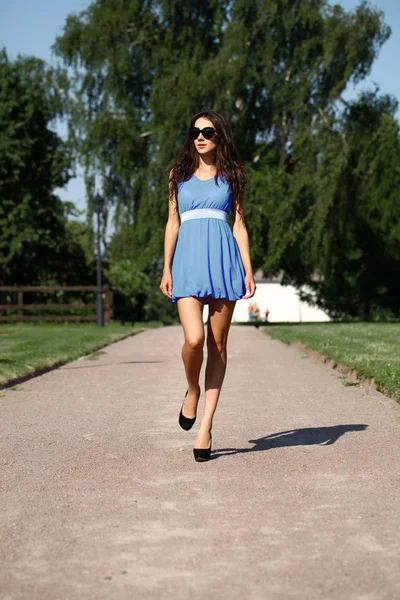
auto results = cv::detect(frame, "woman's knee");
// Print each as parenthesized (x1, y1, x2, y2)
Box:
(207, 334, 227, 355)
(185, 335, 205, 351)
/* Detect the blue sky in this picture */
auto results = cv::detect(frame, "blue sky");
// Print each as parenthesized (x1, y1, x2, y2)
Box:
(1, 0, 399, 210)
(0, 0, 90, 211)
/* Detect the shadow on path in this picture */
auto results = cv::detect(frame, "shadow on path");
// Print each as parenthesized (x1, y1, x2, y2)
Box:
(212, 424, 368, 459)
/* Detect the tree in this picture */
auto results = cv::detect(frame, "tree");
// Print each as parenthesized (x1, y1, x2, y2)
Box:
(54, 0, 392, 318)
(0, 49, 88, 285)
(302, 92, 400, 319)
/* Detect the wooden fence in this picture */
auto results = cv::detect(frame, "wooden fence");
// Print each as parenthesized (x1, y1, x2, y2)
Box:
(0, 285, 113, 323)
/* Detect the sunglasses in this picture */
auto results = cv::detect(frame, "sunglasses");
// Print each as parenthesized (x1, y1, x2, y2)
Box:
(189, 126, 217, 140)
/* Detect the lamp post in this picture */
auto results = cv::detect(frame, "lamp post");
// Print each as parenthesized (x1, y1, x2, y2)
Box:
(92, 193, 105, 327)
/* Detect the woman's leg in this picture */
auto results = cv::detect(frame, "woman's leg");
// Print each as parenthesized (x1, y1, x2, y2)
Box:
(195, 298, 236, 448)
(177, 297, 205, 418)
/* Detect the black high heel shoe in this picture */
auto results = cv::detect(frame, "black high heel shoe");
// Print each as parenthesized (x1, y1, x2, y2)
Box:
(193, 432, 212, 462)
(178, 386, 200, 431)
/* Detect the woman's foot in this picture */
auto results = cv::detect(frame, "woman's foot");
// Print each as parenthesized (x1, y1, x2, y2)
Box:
(193, 425, 212, 462)
(181, 385, 200, 420)
(194, 423, 212, 449)
(179, 385, 200, 431)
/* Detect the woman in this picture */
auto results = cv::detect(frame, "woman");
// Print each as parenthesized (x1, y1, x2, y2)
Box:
(160, 111, 256, 462)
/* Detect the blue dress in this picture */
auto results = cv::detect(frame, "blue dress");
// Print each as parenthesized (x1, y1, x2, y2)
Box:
(170, 174, 246, 304)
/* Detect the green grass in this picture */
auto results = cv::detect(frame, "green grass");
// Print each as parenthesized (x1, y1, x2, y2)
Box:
(265, 323, 400, 399)
(0, 321, 162, 388)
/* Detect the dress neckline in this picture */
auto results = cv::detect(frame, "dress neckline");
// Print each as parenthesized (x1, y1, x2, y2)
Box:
(192, 173, 216, 182)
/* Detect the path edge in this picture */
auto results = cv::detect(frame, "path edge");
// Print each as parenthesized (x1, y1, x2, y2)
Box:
(264, 331, 399, 404)
(0, 328, 146, 391)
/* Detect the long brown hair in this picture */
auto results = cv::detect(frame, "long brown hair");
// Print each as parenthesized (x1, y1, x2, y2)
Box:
(169, 111, 247, 214)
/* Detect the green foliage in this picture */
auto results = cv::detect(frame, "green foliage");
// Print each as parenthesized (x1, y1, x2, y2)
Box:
(296, 92, 400, 319)
(106, 260, 177, 323)
(54, 0, 397, 318)
(0, 49, 94, 285)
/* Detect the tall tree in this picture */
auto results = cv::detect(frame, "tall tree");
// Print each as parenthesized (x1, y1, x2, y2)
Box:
(302, 92, 400, 319)
(0, 49, 91, 285)
(55, 0, 392, 318)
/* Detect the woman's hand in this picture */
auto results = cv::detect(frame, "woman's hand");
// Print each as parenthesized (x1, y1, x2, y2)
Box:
(242, 273, 256, 299)
(160, 270, 173, 299)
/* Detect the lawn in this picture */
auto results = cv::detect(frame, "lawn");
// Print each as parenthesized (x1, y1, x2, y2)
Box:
(0, 322, 162, 388)
(265, 323, 400, 399)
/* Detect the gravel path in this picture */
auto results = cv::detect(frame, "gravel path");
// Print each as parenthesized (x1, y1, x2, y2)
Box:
(1, 325, 400, 599)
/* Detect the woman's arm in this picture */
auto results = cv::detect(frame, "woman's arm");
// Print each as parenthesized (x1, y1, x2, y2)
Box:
(232, 202, 257, 299)
(160, 175, 180, 299)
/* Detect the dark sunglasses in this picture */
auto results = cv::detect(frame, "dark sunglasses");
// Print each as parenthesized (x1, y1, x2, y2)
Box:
(189, 126, 217, 140)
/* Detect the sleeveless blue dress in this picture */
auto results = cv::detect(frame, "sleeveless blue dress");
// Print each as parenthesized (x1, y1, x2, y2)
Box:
(170, 174, 246, 304)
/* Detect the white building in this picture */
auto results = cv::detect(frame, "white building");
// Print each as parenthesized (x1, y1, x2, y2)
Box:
(203, 271, 330, 323)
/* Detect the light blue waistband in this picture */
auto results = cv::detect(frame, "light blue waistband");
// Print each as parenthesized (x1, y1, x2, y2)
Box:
(180, 208, 228, 223)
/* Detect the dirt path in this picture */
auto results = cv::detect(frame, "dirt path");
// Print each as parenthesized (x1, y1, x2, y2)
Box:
(1, 325, 400, 599)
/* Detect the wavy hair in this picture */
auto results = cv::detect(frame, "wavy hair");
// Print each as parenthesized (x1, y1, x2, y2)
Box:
(169, 111, 247, 215)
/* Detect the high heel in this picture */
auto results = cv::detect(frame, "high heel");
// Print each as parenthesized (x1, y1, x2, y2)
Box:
(179, 386, 200, 431)
(193, 432, 212, 462)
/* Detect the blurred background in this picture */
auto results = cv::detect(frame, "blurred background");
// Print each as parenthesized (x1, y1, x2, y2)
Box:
(1, 0, 399, 324)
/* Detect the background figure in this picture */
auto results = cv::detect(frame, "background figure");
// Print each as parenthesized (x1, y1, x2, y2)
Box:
(253, 302, 260, 321)
(248, 302, 255, 322)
